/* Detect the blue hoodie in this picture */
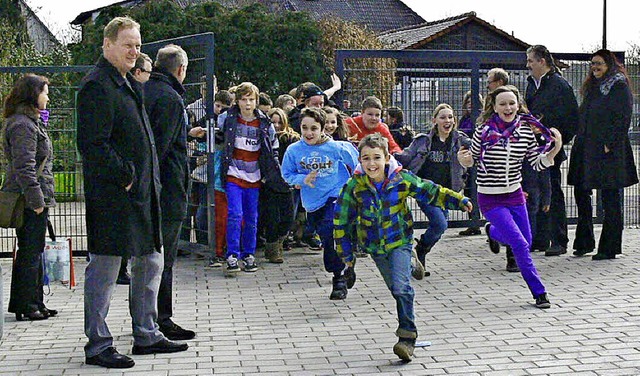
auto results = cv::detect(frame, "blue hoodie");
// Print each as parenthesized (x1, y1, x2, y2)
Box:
(281, 136, 359, 212)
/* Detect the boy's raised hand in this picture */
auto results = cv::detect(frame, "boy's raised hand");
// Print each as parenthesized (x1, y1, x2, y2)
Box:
(304, 170, 318, 188)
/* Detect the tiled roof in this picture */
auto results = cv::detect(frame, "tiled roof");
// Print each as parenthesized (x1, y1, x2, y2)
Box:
(378, 11, 530, 50)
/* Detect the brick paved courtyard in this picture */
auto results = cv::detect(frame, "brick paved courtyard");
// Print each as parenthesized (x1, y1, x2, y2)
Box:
(1, 226, 639, 375)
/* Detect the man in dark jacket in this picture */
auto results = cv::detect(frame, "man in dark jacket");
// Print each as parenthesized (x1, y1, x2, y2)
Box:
(77, 17, 188, 369)
(525, 45, 579, 256)
(144, 44, 195, 341)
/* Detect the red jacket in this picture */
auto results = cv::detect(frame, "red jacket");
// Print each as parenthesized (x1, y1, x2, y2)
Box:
(346, 116, 402, 154)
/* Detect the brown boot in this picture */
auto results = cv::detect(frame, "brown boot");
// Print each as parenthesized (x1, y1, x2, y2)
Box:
(265, 241, 284, 264)
(393, 328, 417, 361)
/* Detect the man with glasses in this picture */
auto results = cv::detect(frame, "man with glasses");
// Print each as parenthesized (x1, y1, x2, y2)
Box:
(486, 67, 509, 93)
(525, 45, 579, 257)
(130, 52, 153, 84)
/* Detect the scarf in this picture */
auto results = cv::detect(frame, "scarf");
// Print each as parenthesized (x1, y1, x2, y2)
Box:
(478, 112, 554, 169)
(599, 72, 626, 96)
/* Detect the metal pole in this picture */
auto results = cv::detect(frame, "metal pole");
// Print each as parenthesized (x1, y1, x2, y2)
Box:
(603, 0, 607, 49)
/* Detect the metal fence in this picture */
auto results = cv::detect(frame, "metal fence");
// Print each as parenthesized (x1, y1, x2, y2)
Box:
(335, 49, 640, 229)
(0, 33, 215, 256)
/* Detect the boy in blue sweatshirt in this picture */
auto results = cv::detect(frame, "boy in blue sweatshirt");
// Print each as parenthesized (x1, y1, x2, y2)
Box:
(281, 107, 359, 300)
(334, 133, 472, 361)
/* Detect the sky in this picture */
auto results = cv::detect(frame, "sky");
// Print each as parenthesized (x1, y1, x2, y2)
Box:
(27, 0, 640, 53)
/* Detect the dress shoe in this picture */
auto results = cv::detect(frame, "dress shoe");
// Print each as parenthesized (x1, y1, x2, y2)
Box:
(116, 272, 131, 285)
(40, 307, 58, 317)
(592, 253, 615, 260)
(86, 347, 135, 368)
(545, 245, 567, 256)
(15, 311, 48, 321)
(459, 227, 481, 236)
(159, 321, 196, 340)
(132, 338, 188, 355)
(573, 248, 594, 257)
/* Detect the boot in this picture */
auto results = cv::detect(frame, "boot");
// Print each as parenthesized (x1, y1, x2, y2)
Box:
(264, 241, 283, 264)
(506, 246, 519, 272)
(414, 238, 432, 278)
(329, 275, 347, 300)
(273, 236, 285, 263)
(393, 328, 417, 361)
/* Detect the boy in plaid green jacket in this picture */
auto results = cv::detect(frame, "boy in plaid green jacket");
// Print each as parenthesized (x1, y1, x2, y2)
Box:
(334, 133, 472, 361)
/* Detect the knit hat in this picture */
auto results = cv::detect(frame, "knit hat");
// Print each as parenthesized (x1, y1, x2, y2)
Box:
(302, 85, 323, 100)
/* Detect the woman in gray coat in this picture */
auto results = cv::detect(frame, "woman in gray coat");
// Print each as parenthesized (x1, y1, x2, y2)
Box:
(2, 74, 56, 321)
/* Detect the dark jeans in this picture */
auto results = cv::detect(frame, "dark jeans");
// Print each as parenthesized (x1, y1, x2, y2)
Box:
(158, 219, 183, 324)
(306, 198, 344, 275)
(463, 166, 482, 228)
(9, 208, 48, 314)
(536, 165, 568, 249)
(260, 189, 294, 243)
(573, 187, 623, 255)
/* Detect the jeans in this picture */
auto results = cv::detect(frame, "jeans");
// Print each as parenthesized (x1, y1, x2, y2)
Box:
(464, 166, 482, 228)
(9, 208, 48, 314)
(306, 198, 344, 274)
(416, 201, 448, 249)
(371, 244, 416, 335)
(225, 181, 259, 259)
(483, 204, 546, 298)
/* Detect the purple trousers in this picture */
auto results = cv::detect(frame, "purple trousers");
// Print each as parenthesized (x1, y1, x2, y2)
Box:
(483, 204, 546, 298)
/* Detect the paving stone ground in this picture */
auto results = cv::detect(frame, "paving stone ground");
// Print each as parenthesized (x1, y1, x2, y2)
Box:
(1, 225, 639, 375)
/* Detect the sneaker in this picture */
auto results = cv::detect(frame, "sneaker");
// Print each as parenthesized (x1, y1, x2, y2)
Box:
(329, 275, 347, 300)
(208, 255, 225, 268)
(242, 255, 258, 272)
(410, 249, 425, 280)
(459, 227, 481, 236)
(485, 223, 500, 254)
(393, 338, 415, 361)
(535, 293, 551, 309)
(303, 235, 323, 251)
(226, 255, 240, 273)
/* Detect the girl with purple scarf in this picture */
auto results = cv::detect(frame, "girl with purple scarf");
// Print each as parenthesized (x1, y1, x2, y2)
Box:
(457, 85, 563, 309)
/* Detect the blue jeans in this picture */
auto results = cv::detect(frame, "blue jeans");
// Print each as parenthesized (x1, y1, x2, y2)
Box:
(371, 244, 416, 335)
(306, 199, 344, 274)
(417, 201, 448, 249)
(225, 182, 259, 259)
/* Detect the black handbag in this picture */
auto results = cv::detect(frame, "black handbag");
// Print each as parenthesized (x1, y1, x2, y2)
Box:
(0, 158, 47, 228)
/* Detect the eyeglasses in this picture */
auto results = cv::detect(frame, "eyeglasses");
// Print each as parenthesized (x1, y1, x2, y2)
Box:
(590, 61, 605, 66)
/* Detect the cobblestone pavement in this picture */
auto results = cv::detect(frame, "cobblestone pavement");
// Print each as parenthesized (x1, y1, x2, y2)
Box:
(0, 226, 639, 375)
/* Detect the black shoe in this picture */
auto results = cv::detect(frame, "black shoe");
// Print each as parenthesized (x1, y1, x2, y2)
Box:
(535, 293, 551, 309)
(303, 235, 323, 251)
(40, 307, 58, 317)
(86, 347, 135, 369)
(132, 338, 189, 355)
(505, 246, 519, 272)
(159, 321, 196, 341)
(344, 266, 356, 289)
(592, 253, 615, 260)
(116, 272, 131, 285)
(573, 248, 594, 256)
(329, 275, 347, 300)
(459, 227, 481, 236)
(485, 223, 500, 254)
(15, 311, 48, 321)
(545, 245, 567, 256)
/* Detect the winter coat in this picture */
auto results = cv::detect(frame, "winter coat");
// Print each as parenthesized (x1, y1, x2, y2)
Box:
(346, 116, 402, 154)
(525, 70, 579, 163)
(334, 156, 469, 263)
(2, 111, 55, 210)
(218, 105, 289, 193)
(568, 75, 638, 189)
(394, 129, 469, 192)
(144, 70, 190, 221)
(76, 56, 162, 257)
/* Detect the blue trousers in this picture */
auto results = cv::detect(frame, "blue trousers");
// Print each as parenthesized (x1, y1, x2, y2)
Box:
(306, 199, 345, 275)
(483, 204, 546, 298)
(371, 244, 416, 335)
(225, 182, 259, 259)
(417, 201, 448, 249)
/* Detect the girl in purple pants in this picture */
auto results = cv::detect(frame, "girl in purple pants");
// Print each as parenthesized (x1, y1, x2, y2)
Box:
(457, 85, 563, 309)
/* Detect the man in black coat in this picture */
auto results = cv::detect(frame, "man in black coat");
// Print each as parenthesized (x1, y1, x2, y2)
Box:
(77, 17, 188, 369)
(143, 44, 195, 341)
(525, 45, 579, 257)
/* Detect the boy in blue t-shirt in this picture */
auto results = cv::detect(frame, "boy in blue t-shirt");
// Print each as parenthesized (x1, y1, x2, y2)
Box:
(281, 107, 359, 300)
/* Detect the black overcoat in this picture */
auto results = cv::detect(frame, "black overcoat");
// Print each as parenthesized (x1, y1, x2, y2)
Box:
(77, 57, 162, 257)
(568, 77, 638, 189)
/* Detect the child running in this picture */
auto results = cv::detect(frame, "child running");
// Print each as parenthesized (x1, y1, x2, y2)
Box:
(334, 133, 472, 361)
(281, 107, 360, 300)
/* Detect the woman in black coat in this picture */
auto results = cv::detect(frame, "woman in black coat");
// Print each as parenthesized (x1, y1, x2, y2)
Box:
(1, 74, 57, 321)
(567, 49, 638, 260)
